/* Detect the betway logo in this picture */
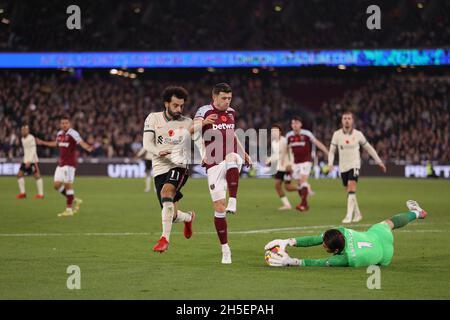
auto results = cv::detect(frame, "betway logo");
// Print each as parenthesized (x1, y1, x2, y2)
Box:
(212, 123, 235, 130)
(58, 142, 70, 147)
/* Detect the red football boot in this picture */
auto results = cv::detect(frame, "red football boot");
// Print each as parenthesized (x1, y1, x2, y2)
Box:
(34, 195, 44, 200)
(16, 193, 26, 199)
(153, 236, 169, 253)
(184, 211, 196, 239)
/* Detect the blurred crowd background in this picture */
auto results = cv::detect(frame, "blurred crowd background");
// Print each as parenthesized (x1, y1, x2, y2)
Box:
(0, 0, 448, 164)
(1, 0, 448, 51)
(1, 69, 448, 163)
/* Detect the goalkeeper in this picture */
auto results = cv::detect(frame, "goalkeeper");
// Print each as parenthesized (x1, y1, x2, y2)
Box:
(265, 200, 428, 267)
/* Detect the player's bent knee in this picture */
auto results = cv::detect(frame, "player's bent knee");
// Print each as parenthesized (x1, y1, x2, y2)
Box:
(213, 200, 226, 213)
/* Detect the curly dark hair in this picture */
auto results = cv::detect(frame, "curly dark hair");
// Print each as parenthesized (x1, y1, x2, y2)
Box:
(162, 86, 188, 103)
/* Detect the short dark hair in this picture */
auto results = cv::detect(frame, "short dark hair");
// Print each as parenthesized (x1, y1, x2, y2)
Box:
(212, 83, 232, 95)
(271, 123, 284, 135)
(59, 114, 70, 121)
(342, 110, 353, 117)
(162, 86, 188, 103)
(323, 229, 345, 254)
(291, 116, 302, 123)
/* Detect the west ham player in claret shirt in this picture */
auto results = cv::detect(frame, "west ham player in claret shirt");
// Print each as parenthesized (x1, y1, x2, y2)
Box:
(285, 116, 329, 212)
(37, 115, 93, 217)
(192, 83, 252, 264)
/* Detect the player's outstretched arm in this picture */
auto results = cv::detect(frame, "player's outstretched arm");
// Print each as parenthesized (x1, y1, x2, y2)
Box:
(299, 255, 349, 267)
(265, 234, 323, 252)
(35, 138, 57, 148)
(328, 144, 336, 168)
(313, 138, 329, 157)
(362, 142, 386, 172)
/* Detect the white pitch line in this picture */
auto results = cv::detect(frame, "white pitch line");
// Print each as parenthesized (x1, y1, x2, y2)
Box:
(0, 224, 442, 237)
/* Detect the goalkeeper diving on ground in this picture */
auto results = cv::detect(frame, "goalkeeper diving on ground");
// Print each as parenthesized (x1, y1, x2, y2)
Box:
(264, 200, 428, 267)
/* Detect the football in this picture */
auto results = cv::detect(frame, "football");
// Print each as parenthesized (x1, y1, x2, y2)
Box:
(264, 245, 287, 266)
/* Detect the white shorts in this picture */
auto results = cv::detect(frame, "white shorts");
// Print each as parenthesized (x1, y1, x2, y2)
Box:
(292, 161, 312, 180)
(207, 153, 243, 202)
(54, 165, 76, 184)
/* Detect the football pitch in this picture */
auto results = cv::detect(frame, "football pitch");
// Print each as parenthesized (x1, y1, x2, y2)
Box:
(1, 177, 449, 300)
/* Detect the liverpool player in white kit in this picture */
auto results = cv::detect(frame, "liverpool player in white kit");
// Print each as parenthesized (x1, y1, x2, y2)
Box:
(193, 83, 252, 264)
(328, 111, 386, 223)
(37, 115, 93, 217)
(143, 86, 195, 253)
(16, 125, 44, 199)
(265, 124, 295, 210)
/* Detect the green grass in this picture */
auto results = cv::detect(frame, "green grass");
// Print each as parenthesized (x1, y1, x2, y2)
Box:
(1, 177, 450, 299)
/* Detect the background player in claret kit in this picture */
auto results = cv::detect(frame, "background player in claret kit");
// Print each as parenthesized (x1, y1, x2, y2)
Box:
(193, 83, 252, 264)
(143, 86, 195, 253)
(16, 124, 44, 199)
(265, 200, 428, 268)
(36, 115, 93, 217)
(265, 124, 295, 210)
(285, 117, 329, 212)
(328, 111, 386, 223)
(135, 147, 154, 193)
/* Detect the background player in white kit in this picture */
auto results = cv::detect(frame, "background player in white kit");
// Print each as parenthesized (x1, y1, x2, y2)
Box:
(328, 111, 386, 223)
(135, 147, 153, 192)
(265, 124, 295, 210)
(143, 86, 195, 253)
(16, 124, 44, 199)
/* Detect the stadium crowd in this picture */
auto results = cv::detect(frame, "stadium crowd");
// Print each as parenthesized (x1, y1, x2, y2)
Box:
(1, 0, 448, 51)
(1, 70, 448, 163)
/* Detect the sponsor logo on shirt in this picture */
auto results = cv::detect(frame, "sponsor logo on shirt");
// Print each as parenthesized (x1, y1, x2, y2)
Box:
(212, 123, 235, 130)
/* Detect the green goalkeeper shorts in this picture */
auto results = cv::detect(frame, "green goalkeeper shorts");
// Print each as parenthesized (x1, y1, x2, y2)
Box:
(367, 222, 394, 266)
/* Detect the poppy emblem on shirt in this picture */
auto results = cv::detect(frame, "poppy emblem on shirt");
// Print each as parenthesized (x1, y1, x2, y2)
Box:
(168, 129, 175, 137)
(345, 140, 349, 144)
(221, 115, 228, 122)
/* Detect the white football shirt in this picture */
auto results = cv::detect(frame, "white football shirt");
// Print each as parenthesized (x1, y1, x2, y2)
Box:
(21, 134, 39, 163)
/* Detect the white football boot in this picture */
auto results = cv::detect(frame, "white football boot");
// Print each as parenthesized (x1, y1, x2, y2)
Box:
(406, 200, 428, 219)
(221, 244, 232, 264)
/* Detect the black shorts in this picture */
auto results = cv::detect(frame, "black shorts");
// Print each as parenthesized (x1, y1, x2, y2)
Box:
(144, 160, 152, 171)
(154, 167, 189, 208)
(341, 168, 359, 187)
(19, 163, 38, 176)
(274, 171, 292, 182)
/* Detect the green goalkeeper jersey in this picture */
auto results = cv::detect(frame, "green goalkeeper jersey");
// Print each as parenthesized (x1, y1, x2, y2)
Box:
(295, 223, 394, 267)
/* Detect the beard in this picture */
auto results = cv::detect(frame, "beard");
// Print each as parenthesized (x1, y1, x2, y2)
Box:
(168, 109, 181, 120)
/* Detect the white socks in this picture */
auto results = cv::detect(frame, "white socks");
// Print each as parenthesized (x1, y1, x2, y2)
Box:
(346, 192, 356, 220)
(36, 178, 44, 196)
(18, 177, 44, 196)
(173, 210, 192, 223)
(18, 177, 25, 194)
(353, 195, 361, 217)
(280, 196, 291, 207)
(145, 176, 152, 191)
(161, 201, 175, 241)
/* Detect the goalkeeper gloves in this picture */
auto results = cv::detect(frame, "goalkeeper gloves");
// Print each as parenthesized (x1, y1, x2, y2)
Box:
(264, 238, 296, 252)
(267, 251, 303, 267)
